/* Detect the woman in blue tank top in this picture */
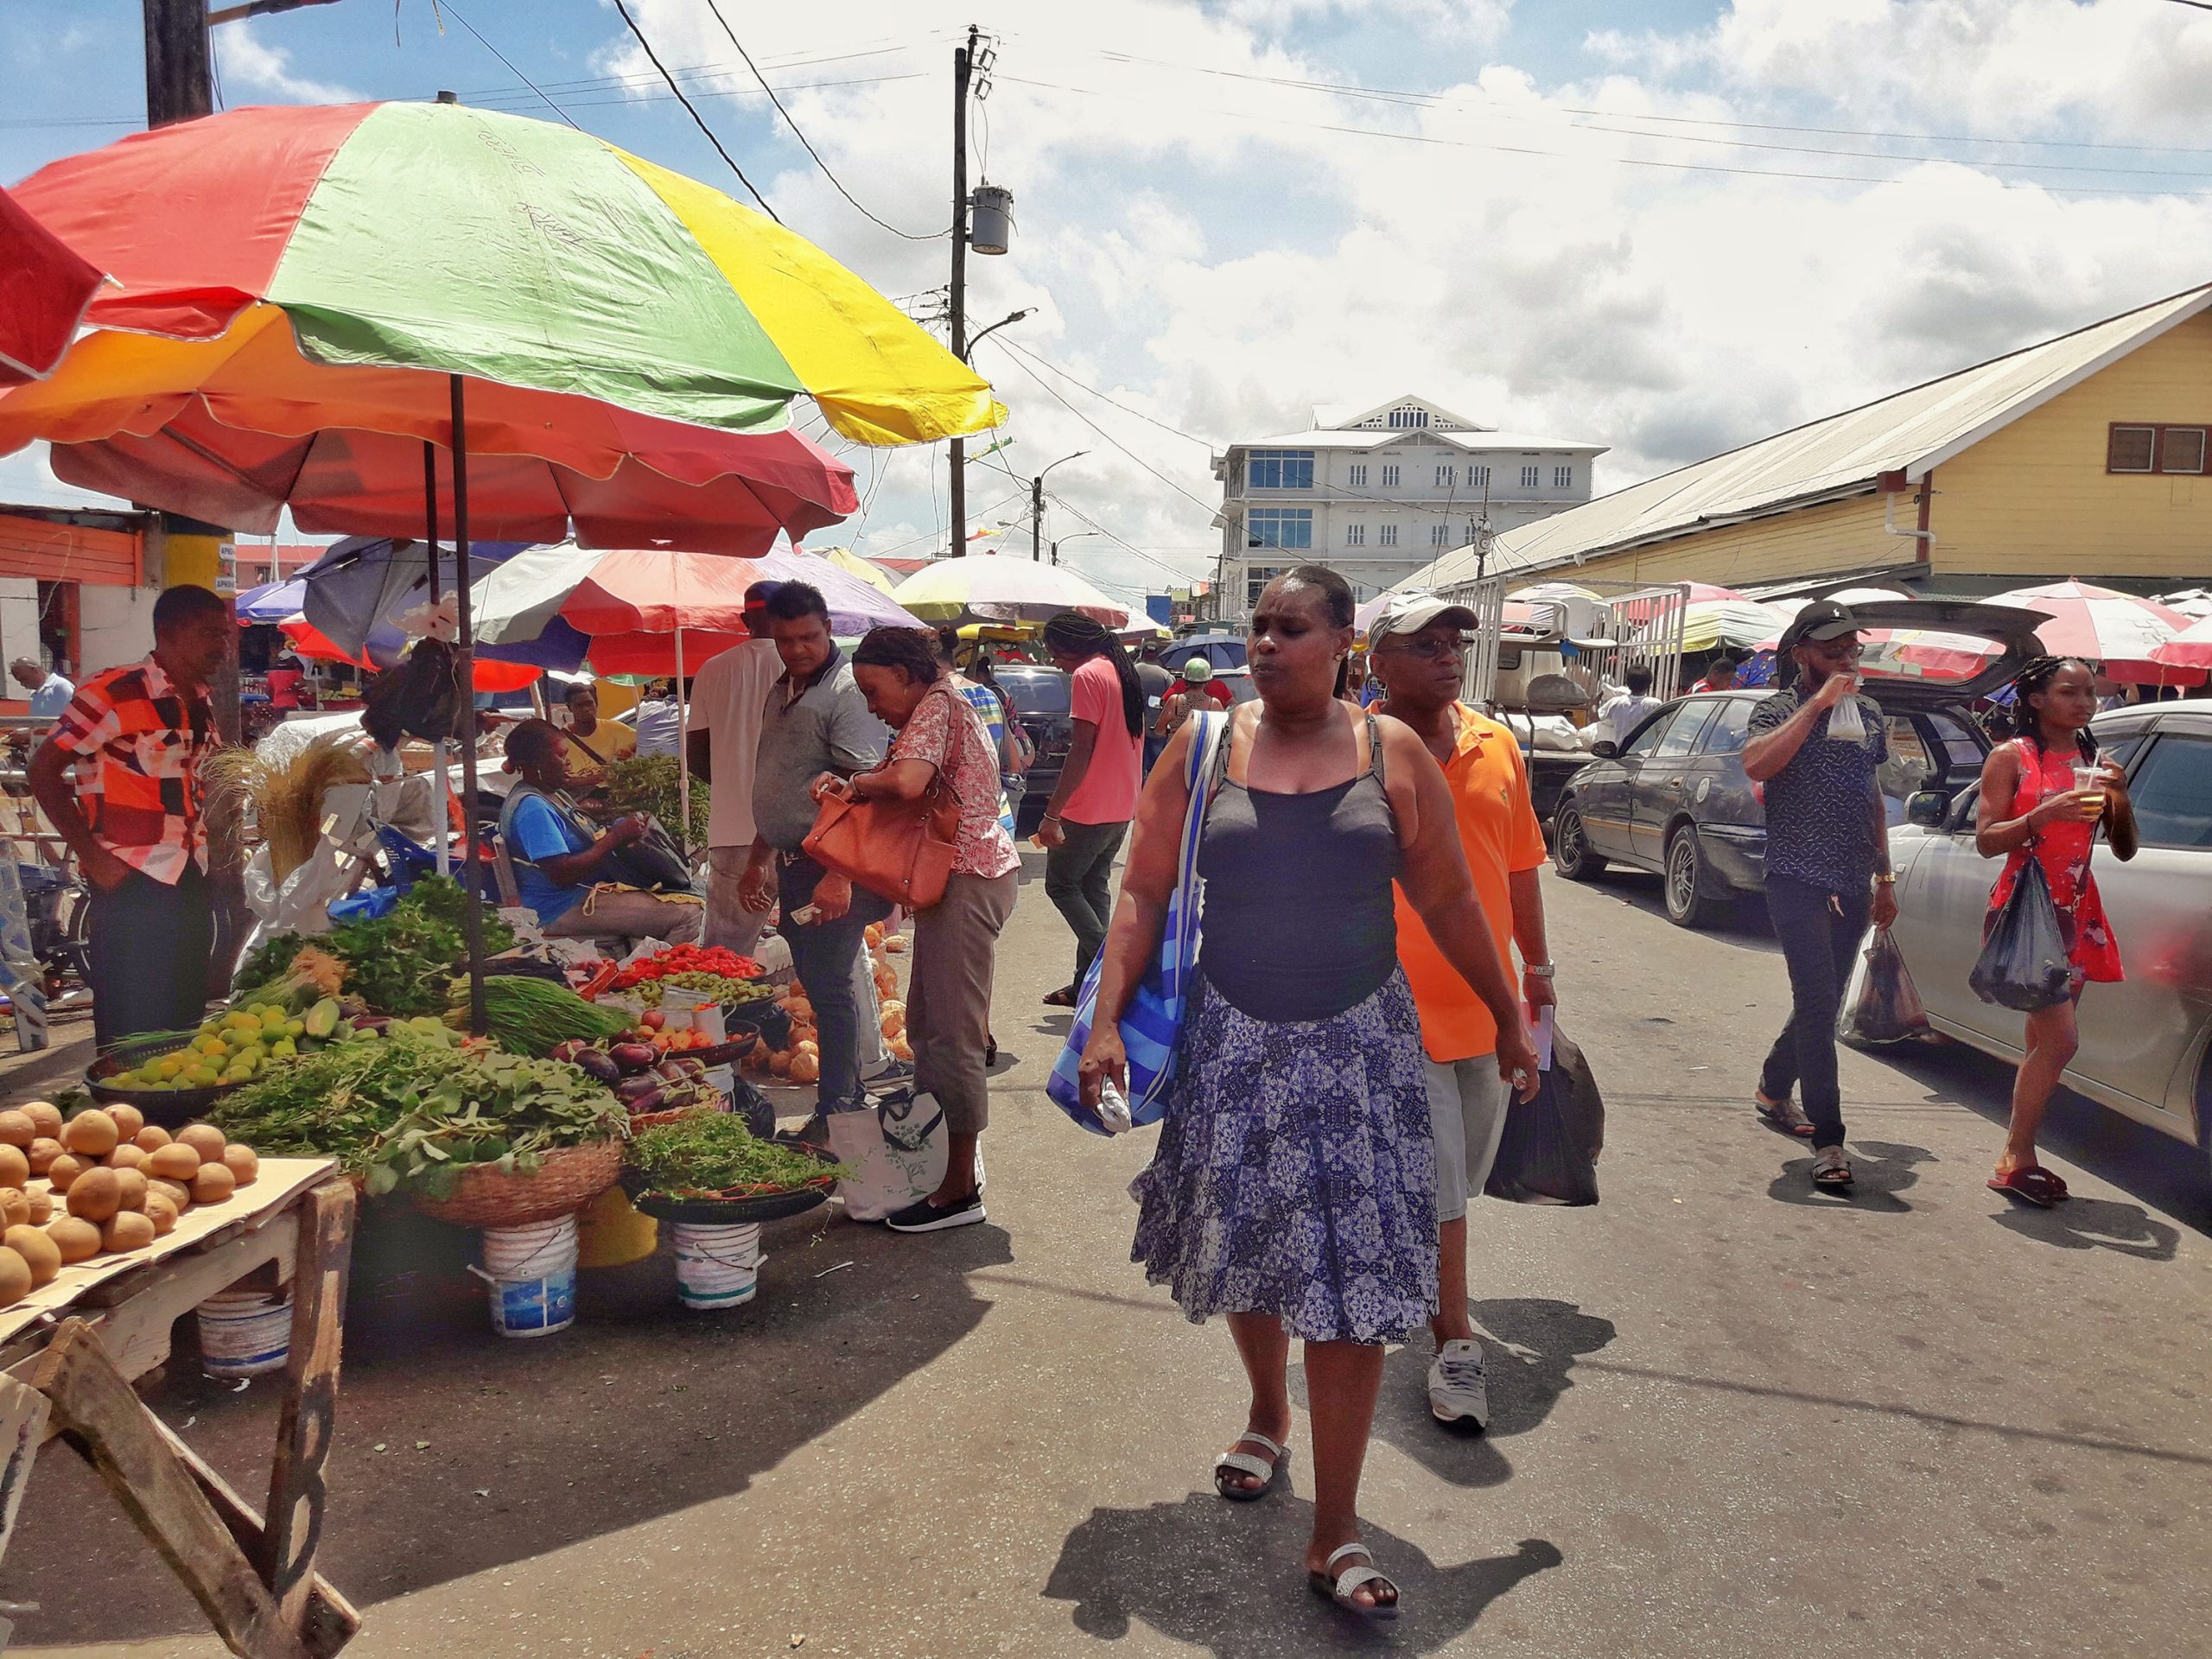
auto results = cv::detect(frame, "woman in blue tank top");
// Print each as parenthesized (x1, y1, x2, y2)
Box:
(1078, 567, 1540, 1622)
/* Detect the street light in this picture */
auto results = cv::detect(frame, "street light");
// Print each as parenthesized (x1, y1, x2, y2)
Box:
(1032, 451, 1089, 560)
(963, 308, 1033, 364)
(1052, 529, 1107, 567)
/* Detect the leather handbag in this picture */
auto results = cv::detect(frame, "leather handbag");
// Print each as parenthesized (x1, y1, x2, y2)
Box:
(801, 683, 970, 909)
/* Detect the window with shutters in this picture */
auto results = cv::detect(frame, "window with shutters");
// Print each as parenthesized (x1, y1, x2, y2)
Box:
(1553, 465, 1573, 487)
(2107, 423, 2206, 474)
(1381, 463, 1401, 487)
(1468, 465, 1490, 490)
(1347, 462, 1368, 487)
(1378, 523, 1399, 548)
(1345, 523, 1365, 546)
(1435, 464, 1454, 488)
(1519, 465, 1541, 488)
(1430, 522, 1452, 547)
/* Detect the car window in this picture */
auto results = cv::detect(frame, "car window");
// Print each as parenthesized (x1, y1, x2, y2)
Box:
(1925, 709, 1985, 772)
(2097, 731, 2147, 771)
(1623, 702, 1685, 756)
(1655, 702, 1718, 758)
(2125, 734, 2212, 849)
(1001, 674, 1069, 715)
(1697, 697, 1754, 757)
(1878, 718, 1936, 802)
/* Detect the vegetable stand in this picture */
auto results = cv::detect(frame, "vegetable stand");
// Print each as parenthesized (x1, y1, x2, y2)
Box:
(0, 1160, 360, 1659)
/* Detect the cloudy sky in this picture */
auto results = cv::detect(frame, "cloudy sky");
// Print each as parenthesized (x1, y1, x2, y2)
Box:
(5, 0, 2212, 610)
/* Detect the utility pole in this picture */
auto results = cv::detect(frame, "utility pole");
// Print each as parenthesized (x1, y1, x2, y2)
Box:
(143, 0, 213, 124)
(1030, 449, 1089, 560)
(947, 26, 974, 558)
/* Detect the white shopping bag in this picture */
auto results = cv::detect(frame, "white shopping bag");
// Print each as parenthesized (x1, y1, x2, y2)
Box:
(825, 1090, 983, 1223)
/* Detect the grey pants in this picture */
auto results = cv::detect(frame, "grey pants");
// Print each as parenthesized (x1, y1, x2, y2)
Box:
(542, 888, 704, 946)
(908, 869, 1018, 1135)
(1043, 817, 1128, 990)
(704, 846, 772, 957)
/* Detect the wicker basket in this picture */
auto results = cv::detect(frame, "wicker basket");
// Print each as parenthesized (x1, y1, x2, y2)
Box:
(628, 1101, 722, 1133)
(412, 1138, 624, 1229)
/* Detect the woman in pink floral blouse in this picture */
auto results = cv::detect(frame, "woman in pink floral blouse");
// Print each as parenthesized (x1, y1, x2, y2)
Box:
(837, 626, 1022, 1233)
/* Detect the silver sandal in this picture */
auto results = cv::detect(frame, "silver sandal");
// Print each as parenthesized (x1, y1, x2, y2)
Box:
(1211, 1431, 1291, 1502)
(1307, 1541, 1401, 1622)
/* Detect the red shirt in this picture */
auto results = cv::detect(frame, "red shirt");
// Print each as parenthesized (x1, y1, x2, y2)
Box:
(49, 656, 217, 884)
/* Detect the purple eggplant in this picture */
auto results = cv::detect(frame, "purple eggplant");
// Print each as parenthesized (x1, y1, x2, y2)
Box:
(610, 1042, 658, 1073)
(623, 1086, 667, 1116)
(617, 1074, 661, 1103)
(572, 1049, 621, 1085)
(350, 1014, 391, 1033)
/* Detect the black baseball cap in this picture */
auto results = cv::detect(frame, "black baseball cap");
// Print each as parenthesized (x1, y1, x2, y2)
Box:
(1784, 598, 1861, 646)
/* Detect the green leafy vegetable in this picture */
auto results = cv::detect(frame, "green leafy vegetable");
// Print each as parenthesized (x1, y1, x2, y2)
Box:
(626, 1114, 842, 1196)
(232, 877, 518, 1016)
(601, 753, 709, 849)
(449, 975, 633, 1056)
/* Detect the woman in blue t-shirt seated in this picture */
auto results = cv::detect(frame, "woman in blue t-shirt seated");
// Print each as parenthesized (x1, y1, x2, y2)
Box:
(498, 720, 703, 944)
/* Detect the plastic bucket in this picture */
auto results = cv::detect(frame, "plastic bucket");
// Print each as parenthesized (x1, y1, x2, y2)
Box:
(198, 1286, 293, 1377)
(671, 1221, 762, 1311)
(476, 1216, 580, 1338)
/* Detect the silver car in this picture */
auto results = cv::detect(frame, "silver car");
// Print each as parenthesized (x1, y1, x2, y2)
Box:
(1878, 702, 2212, 1181)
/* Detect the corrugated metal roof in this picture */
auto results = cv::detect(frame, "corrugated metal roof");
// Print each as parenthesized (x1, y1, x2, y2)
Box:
(1397, 283, 2212, 593)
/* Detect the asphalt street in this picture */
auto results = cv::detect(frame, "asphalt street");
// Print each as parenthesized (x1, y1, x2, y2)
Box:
(3, 855, 2207, 1658)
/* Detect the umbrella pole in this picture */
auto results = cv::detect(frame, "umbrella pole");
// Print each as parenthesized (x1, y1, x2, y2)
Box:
(449, 376, 487, 1036)
(423, 440, 451, 880)
(675, 626, 690, 862)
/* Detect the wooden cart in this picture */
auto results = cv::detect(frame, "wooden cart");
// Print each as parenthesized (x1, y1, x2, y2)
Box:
(0, 1158, 359, 1658)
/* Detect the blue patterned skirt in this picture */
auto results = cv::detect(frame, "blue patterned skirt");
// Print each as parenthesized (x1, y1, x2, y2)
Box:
(1129, 969, 1438, 1344)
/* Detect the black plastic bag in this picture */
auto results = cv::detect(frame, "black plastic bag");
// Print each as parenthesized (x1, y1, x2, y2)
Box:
(1485, 1026, 1604, 1206)
(1969, 855, 2073, 1012)
(1840, 926, 1930, 1044)
(361, 638, 461, 744)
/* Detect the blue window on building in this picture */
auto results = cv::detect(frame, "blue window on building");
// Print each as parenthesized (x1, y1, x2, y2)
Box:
(1247, 508, 1313, 550)
(1247, 449, 1315, 489)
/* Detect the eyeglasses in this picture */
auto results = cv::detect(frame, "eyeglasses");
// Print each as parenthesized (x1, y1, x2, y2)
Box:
(1376, 633, 1468, 661)
(1805, 639, 1864, 662)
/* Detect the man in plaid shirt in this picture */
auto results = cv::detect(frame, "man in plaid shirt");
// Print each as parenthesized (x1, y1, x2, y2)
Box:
(30, 586, 234, 1046)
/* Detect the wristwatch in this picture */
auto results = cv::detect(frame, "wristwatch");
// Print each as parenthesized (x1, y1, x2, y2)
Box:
(1524, 963, 1556, 979)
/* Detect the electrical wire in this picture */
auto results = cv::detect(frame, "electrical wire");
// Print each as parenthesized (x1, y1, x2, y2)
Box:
(1044, 491, 1211, 584)
(700, 0, 950, 238)
(992, 338, 1216, 449)
(984, 343, 1219, 514)
(439, 0, 581, 130)
(607, 0, 779, 220)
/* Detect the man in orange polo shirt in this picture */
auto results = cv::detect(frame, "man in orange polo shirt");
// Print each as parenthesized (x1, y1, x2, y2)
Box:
(1370, 594, 1557, 1432)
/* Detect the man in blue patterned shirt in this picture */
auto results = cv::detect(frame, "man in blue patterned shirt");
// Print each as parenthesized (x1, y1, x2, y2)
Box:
(1743, 601, 1898, 1194)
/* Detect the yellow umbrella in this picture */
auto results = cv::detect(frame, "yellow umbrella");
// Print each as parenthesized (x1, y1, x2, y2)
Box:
(812, 545, 899, 595)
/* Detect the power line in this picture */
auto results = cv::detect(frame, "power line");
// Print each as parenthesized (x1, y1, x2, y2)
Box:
(439, 0, 581, 130)
(1045, 490, 1208, 585)
(700, 0, 950, 239)
(985, 342, 1220, 515)
(607, 0, 779, 220)
(993, 337, 1216, 449)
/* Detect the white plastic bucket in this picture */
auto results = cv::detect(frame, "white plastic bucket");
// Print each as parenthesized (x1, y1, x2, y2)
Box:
(476, 1216, 580, 1338)
(198, 1286, 293, 1377)
(671, 1221, 762, 1311)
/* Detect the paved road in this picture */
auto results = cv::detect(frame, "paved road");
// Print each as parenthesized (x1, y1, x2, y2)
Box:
(3, 858, 2208, 1657)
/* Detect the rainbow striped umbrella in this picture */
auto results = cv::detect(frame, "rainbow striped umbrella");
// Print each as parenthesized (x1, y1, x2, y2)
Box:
(9, 101, 1002, 444)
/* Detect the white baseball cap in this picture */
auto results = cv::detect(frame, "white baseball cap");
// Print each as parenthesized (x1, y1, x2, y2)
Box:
(1370, 593, 1480, 645)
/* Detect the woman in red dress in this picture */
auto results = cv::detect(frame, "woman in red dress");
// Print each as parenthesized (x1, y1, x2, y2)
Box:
(1974, 657, 2138, 1206)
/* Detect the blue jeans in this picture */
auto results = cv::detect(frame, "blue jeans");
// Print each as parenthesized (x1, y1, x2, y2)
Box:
(779, 855, 890, 1115)
(1758, 875, 1871, 1151)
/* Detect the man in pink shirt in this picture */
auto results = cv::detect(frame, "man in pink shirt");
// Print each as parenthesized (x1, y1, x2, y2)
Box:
(1035, 612, 1147, 1005)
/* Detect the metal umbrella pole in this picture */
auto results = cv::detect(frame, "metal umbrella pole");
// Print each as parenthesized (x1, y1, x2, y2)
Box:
(673, 620, 690, 861)
(423, 439, 451, 878)
(448, 375, 487, 1035)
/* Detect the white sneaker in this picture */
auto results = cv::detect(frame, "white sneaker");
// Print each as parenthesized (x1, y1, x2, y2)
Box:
(1427, 1338, 1489, 1429)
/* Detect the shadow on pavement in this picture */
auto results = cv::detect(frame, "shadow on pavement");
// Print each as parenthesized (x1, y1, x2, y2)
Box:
(1294, 1299, 1617, 1490)
(0, 1203, 1016, 1646)
(1989, 1192, 2181, 1260)
(1580, 870, 1782, 956)
(1765, 1139, 1936, 1212)
(1873, 1039, 2212, 1234)
(1043, 1492, 1561, 1656)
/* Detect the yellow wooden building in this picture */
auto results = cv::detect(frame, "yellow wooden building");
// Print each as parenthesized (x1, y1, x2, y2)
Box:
(1402, 283, 2212, 598)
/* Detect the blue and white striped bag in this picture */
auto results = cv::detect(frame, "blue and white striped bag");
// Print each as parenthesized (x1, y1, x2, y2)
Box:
(1046, 711, 1230, 1135)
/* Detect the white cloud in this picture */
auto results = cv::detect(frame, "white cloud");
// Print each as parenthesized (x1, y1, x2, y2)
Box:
(215, 20, 361, 105)
(578, 2, 2212, 605)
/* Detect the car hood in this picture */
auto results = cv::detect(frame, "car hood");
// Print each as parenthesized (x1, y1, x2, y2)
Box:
(1846, 600, 2045, 710)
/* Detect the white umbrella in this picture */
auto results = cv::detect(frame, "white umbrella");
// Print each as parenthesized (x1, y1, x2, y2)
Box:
(892, 551, 1130, 626)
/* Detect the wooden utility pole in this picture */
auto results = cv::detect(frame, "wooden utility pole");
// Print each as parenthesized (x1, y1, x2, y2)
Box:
(947, 27, 975, 558)
(143, 0, 213, 125)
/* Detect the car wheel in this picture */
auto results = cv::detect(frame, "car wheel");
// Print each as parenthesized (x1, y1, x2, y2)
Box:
(1553, 805, 1605, 881)
(1663, 824, 1724, 929)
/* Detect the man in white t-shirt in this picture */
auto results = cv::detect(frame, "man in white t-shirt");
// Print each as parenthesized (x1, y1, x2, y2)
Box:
(686, 586, 784, 956)
(1597, 664, 1661, 749)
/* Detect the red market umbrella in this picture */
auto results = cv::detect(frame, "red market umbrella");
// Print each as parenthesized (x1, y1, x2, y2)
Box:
(1894, 580, 2203, 684)
(277, 612, 540, 693)
(2150, 613, 2212, 675)
(0, 184, 101, 385)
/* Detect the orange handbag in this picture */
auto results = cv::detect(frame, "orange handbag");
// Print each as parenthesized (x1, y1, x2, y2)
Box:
(801, 685, 969, 908)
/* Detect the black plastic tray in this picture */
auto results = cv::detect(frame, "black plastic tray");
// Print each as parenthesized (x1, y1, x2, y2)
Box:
(620, 1165, 834, 1224)
(84, 1035, 245, 1126)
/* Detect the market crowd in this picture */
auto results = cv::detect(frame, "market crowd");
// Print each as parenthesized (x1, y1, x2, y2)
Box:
(20, 574, 2143, 1622)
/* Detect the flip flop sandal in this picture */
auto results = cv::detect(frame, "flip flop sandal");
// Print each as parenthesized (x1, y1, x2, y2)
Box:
(1041, 986, 1077, 1007)
(1307, 1542, 1401, 1623)
(1212, 1431, 1291, 1502)
(1810, 1147, 1854, 1189)
(1756, 1093, 1815, 1136)
(1989, 1167, 2062, 1208)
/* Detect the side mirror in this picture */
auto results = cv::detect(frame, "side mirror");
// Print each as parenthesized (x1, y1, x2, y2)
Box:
(1591, 741, 1620, 760)
(1905, 790, 1948, 830)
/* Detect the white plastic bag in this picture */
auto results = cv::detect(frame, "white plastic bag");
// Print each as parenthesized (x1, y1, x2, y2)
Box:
(826, 1090, 983, 1222)
(1827, 686, 1866, 744)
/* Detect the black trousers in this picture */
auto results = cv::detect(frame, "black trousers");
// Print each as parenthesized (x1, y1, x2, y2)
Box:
(1758, 874, 1871, 1152)
(89, 863, 213, 1049)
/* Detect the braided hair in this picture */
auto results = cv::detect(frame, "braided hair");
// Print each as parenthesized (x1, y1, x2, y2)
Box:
(1992, 654, 2098, 763)
(1041, 611, 1144, 738)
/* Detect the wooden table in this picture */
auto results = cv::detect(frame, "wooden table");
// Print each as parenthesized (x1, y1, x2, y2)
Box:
(0, 1158, 360, 1659)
